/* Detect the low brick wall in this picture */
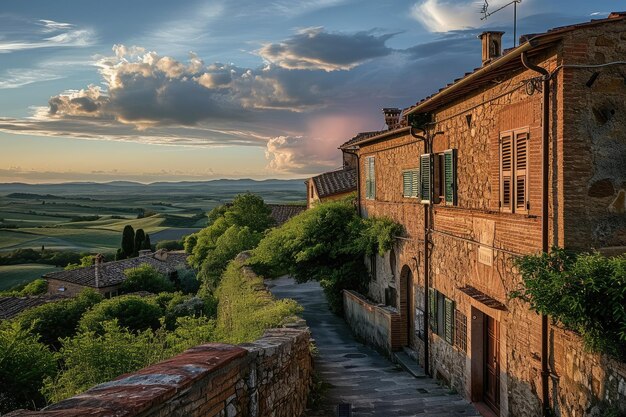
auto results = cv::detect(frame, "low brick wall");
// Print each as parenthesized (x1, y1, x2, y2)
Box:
(343, 289, 403, 355)
(8, 327, 312, 417)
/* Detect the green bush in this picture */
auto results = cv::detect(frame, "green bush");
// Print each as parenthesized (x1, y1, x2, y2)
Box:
(215, 260, 302, 344)
(121, 264, 175, 294)
(176, 268, 200, 294)
(79, 295, 163, 333)
(155, 292, 216, 330)
(0, 321, 56, 413)
(511, 248, 626, 359)
(15, 289, 103, 348)
(249, 201, 401, 313)
(156, 239, 184, 251)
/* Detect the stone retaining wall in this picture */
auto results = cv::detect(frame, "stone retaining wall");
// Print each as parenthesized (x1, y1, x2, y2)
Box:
(8, 327, 312, 417)
(343, 289, 403, 355)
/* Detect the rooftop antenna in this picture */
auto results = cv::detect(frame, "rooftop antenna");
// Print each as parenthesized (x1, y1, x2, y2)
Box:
(480, 0, 522, 47)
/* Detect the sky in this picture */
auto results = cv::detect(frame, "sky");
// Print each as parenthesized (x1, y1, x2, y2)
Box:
(0, 0, 618, 183)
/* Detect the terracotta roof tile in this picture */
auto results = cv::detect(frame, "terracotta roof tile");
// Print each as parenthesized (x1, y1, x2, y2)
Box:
(312, 169, 357, 198)
(267, 204, 306, 225)
(0, 294, 69, 320)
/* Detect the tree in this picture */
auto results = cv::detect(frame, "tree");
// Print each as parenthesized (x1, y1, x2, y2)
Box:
(121, 225, 135, 258)
(134, 228, 146, 257)
(64, 254, 95, 270)
(142, 233, 152, 250)
(0, 321, 56, 413)
(156, 239, 184, 251)
(121, 264, 175, 294)
(79, 295, 163, 334)
(14, 289, 103, 348)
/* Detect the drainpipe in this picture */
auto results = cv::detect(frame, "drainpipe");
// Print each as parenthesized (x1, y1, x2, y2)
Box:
(521, 51, 551, 417)
(409, 127, 430, 376)
(342, 148, 361, 216)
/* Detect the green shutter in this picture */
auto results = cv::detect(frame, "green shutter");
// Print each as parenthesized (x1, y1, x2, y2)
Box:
(428, 287, 437, 332)
(444, 149, 458, 206)
(403, 171, 411, 197)
(444, 298, 455, 344)
(365, 157, 375, 200)
(420, 154, 432, 203)
(412, 170, 419, 198)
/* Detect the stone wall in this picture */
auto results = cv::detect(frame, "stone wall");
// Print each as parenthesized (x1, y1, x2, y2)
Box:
(8, 327, 312, 417)
(343, 289, 403, 355)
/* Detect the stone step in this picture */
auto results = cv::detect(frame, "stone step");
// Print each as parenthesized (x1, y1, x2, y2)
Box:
(393, 350, 427, 378)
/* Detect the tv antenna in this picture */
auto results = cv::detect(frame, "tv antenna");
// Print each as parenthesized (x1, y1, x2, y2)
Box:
(480, 0, 522, 47)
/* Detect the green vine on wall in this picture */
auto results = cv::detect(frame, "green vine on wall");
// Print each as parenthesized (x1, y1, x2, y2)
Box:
(510, 248, 626, 360)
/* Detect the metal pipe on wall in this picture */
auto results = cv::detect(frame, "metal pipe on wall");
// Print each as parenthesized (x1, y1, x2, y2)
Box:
(521, 51, 551, 417)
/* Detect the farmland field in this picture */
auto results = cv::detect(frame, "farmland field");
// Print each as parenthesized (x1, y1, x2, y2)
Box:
(0, 264, 62, 290)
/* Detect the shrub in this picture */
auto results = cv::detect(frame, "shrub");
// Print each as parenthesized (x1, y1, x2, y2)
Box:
(0, 321, 56, 413)
(511, 248, 626, 359)
(176, 268, 200, 294)
(250, 201, 401, 313)
(79, 295, 163, 333)
(20, 278, 48, 296)
(156, 239, 184, 251)
(121, 264, 175, 294)
(15, 290, 103, 348)
(215, 260, 302, 344)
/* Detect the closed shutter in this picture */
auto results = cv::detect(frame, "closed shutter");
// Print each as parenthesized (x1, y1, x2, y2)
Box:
(444, 149, 457, 206)
(369, 157, 376, 199)
(514, 131, 528, 212)
(428, 287, 437, 332)
(403, 171, 411, 197)
(444, 298, 455, 344)
(500, 133, 513, 212)
(411, 170, 419, 198)
(420, 154, 432, 204)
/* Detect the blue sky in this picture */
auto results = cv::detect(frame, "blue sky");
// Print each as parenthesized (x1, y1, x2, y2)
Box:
(0, 0, 618, 182)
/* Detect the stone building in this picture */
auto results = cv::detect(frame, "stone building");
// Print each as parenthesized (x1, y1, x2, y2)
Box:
(44, 250, 189, 297)
(341, 13, 626, 417)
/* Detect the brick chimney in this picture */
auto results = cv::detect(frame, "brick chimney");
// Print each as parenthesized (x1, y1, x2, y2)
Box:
(154, 249, 168, 262)
(94, 254, 104, 288)
(479, 31, 505, 65)
(383, 108, 402, 130)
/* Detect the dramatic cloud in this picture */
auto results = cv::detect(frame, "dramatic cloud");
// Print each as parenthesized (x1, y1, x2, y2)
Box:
(259, 28, 394, 71)
(0, 17, 95, 53)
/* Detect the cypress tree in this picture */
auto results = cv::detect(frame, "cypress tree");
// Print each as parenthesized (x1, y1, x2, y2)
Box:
(134, 228, 146, 256)
(142, 234, 152, 251)
(121, 225, 135, 258)
(115, 248, 125, 261)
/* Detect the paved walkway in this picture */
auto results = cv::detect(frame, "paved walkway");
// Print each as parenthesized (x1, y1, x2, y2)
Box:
(268, 276, 481, 417)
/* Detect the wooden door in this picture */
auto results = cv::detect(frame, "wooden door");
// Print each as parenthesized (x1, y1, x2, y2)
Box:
(484, 315, 500, 414)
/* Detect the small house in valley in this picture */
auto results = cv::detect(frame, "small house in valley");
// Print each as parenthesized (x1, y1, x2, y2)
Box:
(44, 250, 189, 297)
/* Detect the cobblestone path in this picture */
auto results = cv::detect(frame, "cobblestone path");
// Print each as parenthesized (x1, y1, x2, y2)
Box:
(268, 276, 481, 417)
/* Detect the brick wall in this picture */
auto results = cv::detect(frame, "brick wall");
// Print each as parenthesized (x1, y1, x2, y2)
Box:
(7, 327, 312, 417)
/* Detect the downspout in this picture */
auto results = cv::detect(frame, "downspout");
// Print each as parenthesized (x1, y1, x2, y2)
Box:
(342, 148, 361, 217)
(409, 127, 430, 376)
(521, 51, 551, 417)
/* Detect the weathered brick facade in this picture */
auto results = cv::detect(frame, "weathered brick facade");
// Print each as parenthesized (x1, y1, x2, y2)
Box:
(342, 15, 626, 417)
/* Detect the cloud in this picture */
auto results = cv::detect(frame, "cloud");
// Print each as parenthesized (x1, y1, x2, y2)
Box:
(0, 17, 95, 53)
(258, 28, 394, 71)
(0, 68, 64, 89)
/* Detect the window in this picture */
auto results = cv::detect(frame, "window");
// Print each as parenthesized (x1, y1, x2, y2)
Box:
(402, 169, 419, 198)
(500, 129, 529, 213)
(420, 150, 457, 205)
(428, 287, 456, 345)
(369, 254, 377, 280)
(385, 287, 397, 308)
(365, 156, 376, 200)
(455, 310, 468, 352)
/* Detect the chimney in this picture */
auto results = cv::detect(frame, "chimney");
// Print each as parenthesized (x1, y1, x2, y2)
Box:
(383, 108, 402, 130)
(479, 31, 505, 65)
(154, 249, 168, 262)
(94, 254, 104, 288)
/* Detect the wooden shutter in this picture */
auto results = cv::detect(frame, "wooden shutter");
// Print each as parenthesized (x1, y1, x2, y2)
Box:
(500, 133, 513, 212)
(403, 171, 411, 197)
(444, 297, 455, 344)
(365, 157, 375, 200)
(369, 157, 376, 199)
(412, 170, 419, 198)
(444, 149, 457, 206)
(420, 154, 432, 204)
(428, 287, 437, 332)
(514, 131, 528, 212)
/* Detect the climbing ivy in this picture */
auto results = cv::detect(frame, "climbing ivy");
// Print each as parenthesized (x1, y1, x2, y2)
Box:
(510, 248, 626, 360)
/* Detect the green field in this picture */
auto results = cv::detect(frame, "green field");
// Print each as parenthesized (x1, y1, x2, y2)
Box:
(0, 264, 62, 291)
(0, 179, 306, 255)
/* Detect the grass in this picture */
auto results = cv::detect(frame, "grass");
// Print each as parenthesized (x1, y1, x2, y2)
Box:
(0, 264, 61, 291)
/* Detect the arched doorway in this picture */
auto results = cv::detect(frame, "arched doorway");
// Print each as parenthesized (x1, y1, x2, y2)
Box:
(399, 265, 414, 347)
